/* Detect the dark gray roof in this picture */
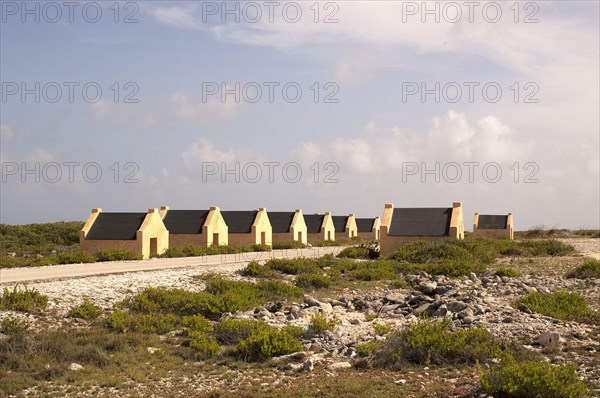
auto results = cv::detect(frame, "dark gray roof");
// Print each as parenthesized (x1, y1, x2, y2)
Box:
(304, 214, 325, 233)
(389, 208, 452, 237)
(221, 211, 258, 233)
(86, 212, 146, 240)
(478, 215, 508, 229)
(163, 210, 209, 234)
(356, 218, 376, 232)
(268, 212, 295, 233)
(331, 216, 348, 232)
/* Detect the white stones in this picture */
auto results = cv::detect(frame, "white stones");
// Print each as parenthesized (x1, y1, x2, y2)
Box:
(539, 332, 561, 349)
(69, 363, 83, 371)
(328, 361, 352, 370)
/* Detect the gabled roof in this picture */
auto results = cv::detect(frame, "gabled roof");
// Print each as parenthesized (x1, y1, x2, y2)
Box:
(389, 208, 452, 237)
(304, 214, 325, 233)
(221, 211, 258, 233)
(356, 218, 376, 232)
(268, 212, 295, 233)
(86, 212, 146, 240)
(163, 210, 209, 234)
(331, 216, 349, 232)
(478, 215, 508, 229)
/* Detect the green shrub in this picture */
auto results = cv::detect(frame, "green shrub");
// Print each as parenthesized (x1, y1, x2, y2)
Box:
(272, 241, 307, 250)
(214, 318, 271, 344)
(0, 316, 30, 335)
(182, 315, 212, 334)
(67, 299, 103, 320)
(265, 258, 320, 275)
(56, 250, 95, 264)
(95, 249, 142, 262)
(373, 322, 392, 336)
(204, 278, 303, 317)
(106, 310, 131, 332)
(295, 273, 332, 290)
(480, 355, 588, 398)
(516, 291, 597, 322)
(0, 284, 48, 313)
(126, 287, 212, 316)
(251, 244, 272, 252)
(233, 326, 303, 361)
(126, 279, 302, 320)
(337, 246, 371, 259)
(572, 229, 600, 238)
(186, 331, 220, 359)
(238, 261, 276, 278)
(107, 311, 180, 334)
(516, 240, 575, 256)
(0, 255, 57, 269)
(357, 340, 384, 357)
(373, 319, 502, 367)
(162, 245, 207, 258)
(331, 259, 399, 281)
(495, 266, 521, 278)
(566, 259, 600, 279)
(128, 313, 180, 334)
(309, 314, 339, 334)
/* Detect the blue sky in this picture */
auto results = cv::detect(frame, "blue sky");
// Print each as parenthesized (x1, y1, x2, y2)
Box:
(1, 0, 599, 230)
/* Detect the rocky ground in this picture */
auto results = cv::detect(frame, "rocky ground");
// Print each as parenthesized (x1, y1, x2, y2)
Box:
(1, 238, 599, 397)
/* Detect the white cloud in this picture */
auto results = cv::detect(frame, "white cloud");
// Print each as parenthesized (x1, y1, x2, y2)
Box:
(145, 4, 201, 29)
(89, 90, 237, 130)
(171, 90, 236, 122)
(293, 111, 528, 172)
(181, 139, 265, 175)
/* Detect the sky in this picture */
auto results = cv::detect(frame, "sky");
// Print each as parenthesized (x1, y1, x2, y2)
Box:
(0, 0, 599, 231)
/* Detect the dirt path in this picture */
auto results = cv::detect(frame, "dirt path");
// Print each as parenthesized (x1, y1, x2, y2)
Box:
(0, 247, 344, 285)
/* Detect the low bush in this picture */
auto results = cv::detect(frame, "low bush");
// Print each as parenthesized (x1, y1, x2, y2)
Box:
(106, 310, 180, 334)
(566, 259, 600, 279)
(357, 340, 384, 357)
(162, 245, 207, 258)
(495, 266, 521, 278)
(516, 291, 597, 322)
(295, 273, 332, 290)
(315, 240, 339, 247)
(514, 240, 575, 257)
(309, 314, 339, 334)
(125, 287, 212, 316)
(337, 246, 371, 259)
(271, 241, 307, 250)
(251, 244, 272, 252)
(265, 258, 320, 275)
(238, 261, 277, 278)
(106, 310, 131, 332)
(182, 315, 212, 334)
(373, 319, 502, 368)
(214, 318, 271, 345)
(331, 259, 399, 281)
(373, 322, 391, 336)
(67, 299, 103, 320)
(0, 316, 30, 335)
(233, 326, 303, 362)
(186, 331, 220, 359)
(56, 250, 95, 264)
(125, 279, 302, 320)
(95, 249, 142, 262)
(0, 284, 48, 313)
(480, 355, 588, 398)
(128, 313, 180, 334)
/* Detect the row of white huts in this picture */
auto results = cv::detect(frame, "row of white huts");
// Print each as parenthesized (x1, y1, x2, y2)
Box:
(80, 203, 513, 259)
